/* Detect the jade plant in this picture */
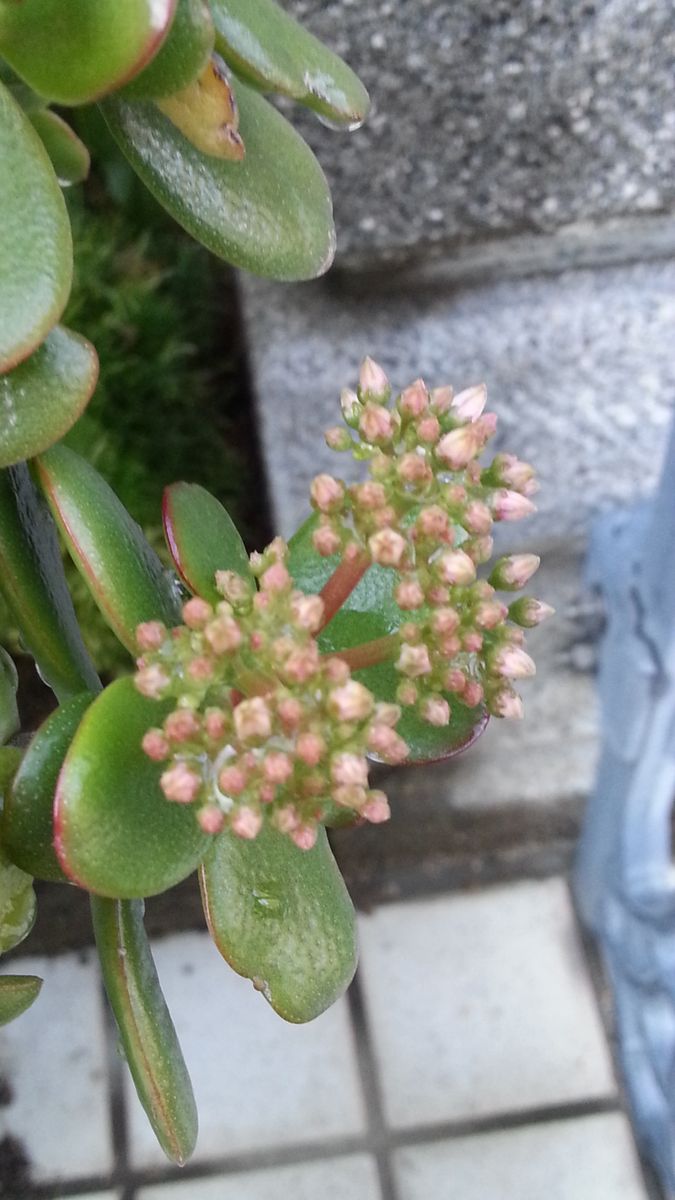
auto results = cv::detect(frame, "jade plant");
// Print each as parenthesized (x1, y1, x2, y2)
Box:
(0, 0, 552, 1167)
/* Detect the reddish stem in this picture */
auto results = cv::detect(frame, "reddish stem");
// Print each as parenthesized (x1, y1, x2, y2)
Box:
(318, 550, 370, 631)
(326, 634, 398, 672)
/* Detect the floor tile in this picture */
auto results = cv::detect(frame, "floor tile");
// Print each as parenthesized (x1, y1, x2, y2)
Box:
(0, 949, 112, 1183)
(125, 933, 366, 1168)
(138, 1153, 381, 1199)
(394, 1113, 647, 1199)
(357, 877, 616, 1127)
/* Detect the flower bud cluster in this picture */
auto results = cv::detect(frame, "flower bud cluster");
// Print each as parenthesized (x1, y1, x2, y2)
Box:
(135, 539, 406, 849)
(316, 359, 553, 723)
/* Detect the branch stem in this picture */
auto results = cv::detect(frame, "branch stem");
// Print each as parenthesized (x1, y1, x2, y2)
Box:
(325, 633, 398, 672)
(318, 550, 370, 630)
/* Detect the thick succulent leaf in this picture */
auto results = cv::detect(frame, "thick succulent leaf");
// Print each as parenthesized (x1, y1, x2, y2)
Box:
(122, 0, 214, 99)
(37, 445, 182, 654)
(288, 515, 488, 763)
(0, 843, 35, 954)
(200, 823, 357, 1023)
(0, 647, 19, 746)
(0, 975, 42, 1026)
(55, 678, 210, 898)
(0, 747, 23, 799)
(28, 110, 91, 186)
(3, 693, 95, 883)
(91, 896, 197, 1164)
(0, 326, 99, 468)
(101, 76, 335, 281)
(0, 0, 177, 105)
(0, 81, 72, 373)
(0, 464, 100, 701)
(211, 0, 369, 127)
(162, 482, 253, 604)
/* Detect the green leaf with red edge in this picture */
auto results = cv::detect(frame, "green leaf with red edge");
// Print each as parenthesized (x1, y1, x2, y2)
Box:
(0, 464, 100, 702)
(163, 482, 253, 604)
(0, 80, 72, 373)
(200, 822, 357, 1023)
(3, 692, 96, 883)
(0, 0, 177, 105)
(37, 445, 182, 655)
(0, 326, 99, 469)
(0, 647, 19, 747)
(55, 678, 210, 898)
(0, 747, 23, 799)
(122, 0, 214, 99)
(91, 896, 197, 1164)
(211, 0, 369, 128)
(0, 975, 42, 1026)
(101, 75, 335, 282)
(28, 110, 91, 187)
(0, 843, 35, 954)
(288, 514, 488, 764)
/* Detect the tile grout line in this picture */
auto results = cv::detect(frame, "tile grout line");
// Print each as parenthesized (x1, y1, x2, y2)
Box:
(346, 969, 401, 1200)
(565, 875, 665, 1200)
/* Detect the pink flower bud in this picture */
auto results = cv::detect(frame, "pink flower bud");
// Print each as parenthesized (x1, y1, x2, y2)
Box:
(451, 383, 487, 422)
(135, 665, 170, 699)
(430, 385, 454, 413)
(444, 668, 467, 693)
(466, 536, 494, 564)
(231, 807, 263, 839)
(218, 764, 247, 795)
(136, 621, 167, 652)
(340, 387, 361, 426)
(475, 600, 508, 630)
(436, 549, 476, 586)
(417, 415, 441, 443)
(290, 592, 324, 632)
(328, 680, 375, 722)
(296, 732, 325, 766)
(398, 379, 428, 418)
(325, 426, 353, 451)
(395, 579, 425, 609)
(420, 696, 451, 726)
(282, 643, 320, 684)
(161, 762, 202, 804)
(490, 554, 540, 591)
(165, 709, 200, 743)
(491, 453, 537, 494)
(463, 500, 493, 535)
(333, 784, 368, 810)
(374, 702, 401, 727)
(261, 752, 291, 785)
(277, 697, 303, 728)
(331, 752, 369, 787)
(368, 528, 407, 567)
(187, 656, 214, 681)
(234, 697, 272, 743)
(324, 657, 351, 684)
(396, 643, 432, 678)
(462, 631, 483, 652)
(491, 489, 537, 521)
(260, 561, 290, 592)
(359, 404, 395, 444)
(362, 792, 391, 823)
(427, 585, 450, 606)
(310, 474, 345, 513)
(215, 570, 252, 606)
(358, 356, 390, 402)
(353, 481, 387, 510)
(417, 505, 451, 539)
(463, 680, 484, 707)
(204, 708, 227, 739)
(291, 824, 318, 851)
(205, 616, 242, 654)
(396, 680, 418, 706)
(492, 645, 536, 679)
(436, 426, 478, 470)
(508, 598, 555, 627)
(275, 805, 300, 834)
(142, 729, 170, 761)
(198, 805, 225, 834)
(312, 525, 342, 556)
(397, 452, 433, 485)
(182, 598, 213, 629)
(432, 607, 460, 636)
(489, 688, 524, 719)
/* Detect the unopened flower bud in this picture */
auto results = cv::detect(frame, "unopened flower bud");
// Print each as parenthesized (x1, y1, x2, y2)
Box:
(312, 525, 342, 557)
(430, 384, 453, 413)
(358, 356, 390, 402)
(420, 696, 451, 726)
(331, 752, 369, 787)
(436, 426, 478, 470)
(205, 615, 242, 654)
(328, 680, 374, 722)
(395, 579, 425, 609)
(142, 729, 170, 760)
(463, 500, 493, 535)
(214, 570, 252, 606)
(231, 807, 263, 839)
(290, 592, 325, 631)
(396, 680, 418, 706)
(333, 784, 368, 810)
(198, 805, 225, 834)
(374, 702, 401, 727)
(234, 697, 272, 742)
(490, 554, 540, 591)
(436, 549, 476, 586)
(491, 453, 537, 494)
(417, 415, 441, 443)
(396, 643, 432, 678)
(218, 764, 247, 795)
(340, 387, 361, 426)
(359, 404, 395, 444)
(463, 680, 484, 707)
(451, 383, 487, 423)
(417, 505, 450, 539)
(275, 805, 300, 834)
(297, 732, 325, 766)
(466, 536, 494, 564)
(187, 656, 214, 681)
(136, 621, 167, 651)
(135, 665, 170, 699)
(491, 489, 537, 521)
(260, 561, 290, 592)
(204, 708, 227, 739)
(165, 709, 201, 743)
(508, 598, 555, 627)
(398, 378, 428, 418)
(161, 762, 202, 804)
(310, 474, 345, 513)
(292, 824, 318, 851)
(362, 792, 391, 823)
(475, 600, 508, 630)
(325, 426, 353, 451)
(491, 645, 536, 679)
(369, 528, 407, 567)
(182, 598, 213, 629)
(489, 687, 524, 719)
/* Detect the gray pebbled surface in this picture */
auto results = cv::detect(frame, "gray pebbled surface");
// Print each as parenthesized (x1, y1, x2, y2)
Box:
(283, 0, 675, 268)
(240, 257, 675, 547)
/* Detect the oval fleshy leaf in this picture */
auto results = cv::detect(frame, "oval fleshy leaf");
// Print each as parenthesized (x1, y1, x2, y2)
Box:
(122, 0, 214, 99)
(0, 464, 100, 701)
(0, 747, 23, 799)
(288, 515, 488, 763)
(101, 75, 335, 281)
(162, 482, 253, 604)
(55, 678, 210, 898)
(91, 896, 198, 1163)
(0, 844, 36, 954)
(0, 0, 177, 105)
(211, 0, 370, 127)
(0, 647, 19, 746)
(0, 81, 72, 373)
(200, 822, 357, 1023)
(36, 445, 182, 655)
(3, 693, 95, 883)
(0, 326, 99, 468)
(28, 110, 91, 186)
(0, 975, 42, 1026)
